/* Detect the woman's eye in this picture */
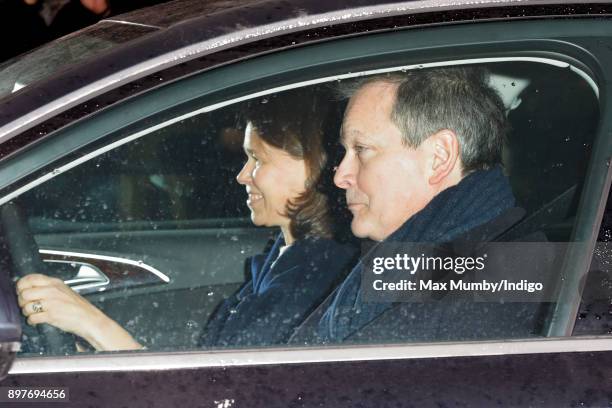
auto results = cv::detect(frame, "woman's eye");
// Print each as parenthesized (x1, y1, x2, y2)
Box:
(252, 156, 263, 166)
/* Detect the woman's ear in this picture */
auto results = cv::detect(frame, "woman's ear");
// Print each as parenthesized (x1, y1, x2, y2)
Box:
(428, 129, 460, 186)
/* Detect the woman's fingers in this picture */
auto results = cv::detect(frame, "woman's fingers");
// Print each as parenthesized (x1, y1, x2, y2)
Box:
(16, 274, 63, 294)
(21, 299, 45, 317)
(17, 286, 58, 308)
(15, 276, 103, 339)
(15, 274, 141, 351)
(26, 311, 48, 326)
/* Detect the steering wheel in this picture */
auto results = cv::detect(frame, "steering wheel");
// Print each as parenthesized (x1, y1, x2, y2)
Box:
(0, 201, 75, 355)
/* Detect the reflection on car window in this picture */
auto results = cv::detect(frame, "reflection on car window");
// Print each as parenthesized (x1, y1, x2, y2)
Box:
(12, 61, 607, 357)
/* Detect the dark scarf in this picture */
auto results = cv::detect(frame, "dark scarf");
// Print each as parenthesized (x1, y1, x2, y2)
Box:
(319, 165, 516, 341)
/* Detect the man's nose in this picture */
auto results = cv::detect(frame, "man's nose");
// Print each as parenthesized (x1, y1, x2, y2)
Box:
(333, 154, 354, 190)
(236, 161, 253, 185)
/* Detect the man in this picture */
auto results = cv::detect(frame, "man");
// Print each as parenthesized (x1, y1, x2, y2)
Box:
(291, 66, 546, 344)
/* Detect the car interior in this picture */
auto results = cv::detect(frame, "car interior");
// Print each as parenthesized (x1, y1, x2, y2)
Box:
(7, 60, 604, 355)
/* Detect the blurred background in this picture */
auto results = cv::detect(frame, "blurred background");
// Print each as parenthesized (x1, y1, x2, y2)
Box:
(0, 0, 172, 62)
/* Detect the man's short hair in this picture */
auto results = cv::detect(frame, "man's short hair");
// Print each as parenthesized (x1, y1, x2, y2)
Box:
(339, 66, 507, 174)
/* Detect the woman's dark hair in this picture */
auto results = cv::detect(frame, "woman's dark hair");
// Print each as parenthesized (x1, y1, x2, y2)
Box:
(245, 87, 333, 240)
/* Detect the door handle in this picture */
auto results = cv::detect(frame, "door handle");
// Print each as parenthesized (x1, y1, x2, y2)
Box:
(44, 260, 110, 294)
(64, 264, 110, 290)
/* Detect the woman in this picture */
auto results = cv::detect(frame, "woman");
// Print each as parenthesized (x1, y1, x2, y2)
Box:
(15, 87, 356, 350)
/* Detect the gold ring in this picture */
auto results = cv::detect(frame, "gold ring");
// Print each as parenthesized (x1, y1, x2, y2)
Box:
(32, 301, 44, 314)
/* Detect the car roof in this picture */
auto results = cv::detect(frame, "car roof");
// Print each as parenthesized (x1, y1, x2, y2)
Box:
(108, 0, 268, 28)
(0, 0, 608, 150)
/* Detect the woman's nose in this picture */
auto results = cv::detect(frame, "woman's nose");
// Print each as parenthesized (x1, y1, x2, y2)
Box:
(236, 161, 253, 185)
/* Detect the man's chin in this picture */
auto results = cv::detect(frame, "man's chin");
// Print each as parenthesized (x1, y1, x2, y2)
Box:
(350, 219, 371, 239)
(351, 219, 386, 241)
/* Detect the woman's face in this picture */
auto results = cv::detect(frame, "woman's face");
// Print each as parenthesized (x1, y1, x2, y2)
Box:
(236, 123, 308, 231)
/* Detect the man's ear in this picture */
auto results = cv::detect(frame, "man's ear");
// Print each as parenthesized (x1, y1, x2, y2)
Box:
(428, 129, 460, 185)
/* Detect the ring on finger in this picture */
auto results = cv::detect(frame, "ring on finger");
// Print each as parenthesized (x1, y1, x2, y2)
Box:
(32, 300, 44, 314)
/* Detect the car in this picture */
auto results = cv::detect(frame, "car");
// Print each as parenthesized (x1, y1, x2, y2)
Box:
(0, 0, 611, 406)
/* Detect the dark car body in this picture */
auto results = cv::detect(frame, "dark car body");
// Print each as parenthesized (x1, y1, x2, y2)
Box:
(0, 0, 611, 406)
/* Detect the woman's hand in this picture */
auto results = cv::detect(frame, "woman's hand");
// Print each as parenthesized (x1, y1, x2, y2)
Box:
(16, 274, 142, 351)
(17, 274, 101, 337)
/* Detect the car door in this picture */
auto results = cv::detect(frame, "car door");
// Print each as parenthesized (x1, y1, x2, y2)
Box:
(1, 2, 612, 407)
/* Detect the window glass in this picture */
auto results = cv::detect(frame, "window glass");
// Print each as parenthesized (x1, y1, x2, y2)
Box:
(10, 60, 606, 357)
(23, 106, 248, 231)
(573, 189, 612, 336)
(16, 102, 273, 353)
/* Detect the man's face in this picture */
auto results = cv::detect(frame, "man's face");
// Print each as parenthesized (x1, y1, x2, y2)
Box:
(334, 81, 435, 241)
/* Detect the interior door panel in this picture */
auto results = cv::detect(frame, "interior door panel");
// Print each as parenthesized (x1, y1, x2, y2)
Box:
(34, 226, 275, 295)
(24, 226, 276, 349)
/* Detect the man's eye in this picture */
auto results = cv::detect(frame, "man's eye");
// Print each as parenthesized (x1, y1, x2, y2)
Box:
(354, 145, 368, 155)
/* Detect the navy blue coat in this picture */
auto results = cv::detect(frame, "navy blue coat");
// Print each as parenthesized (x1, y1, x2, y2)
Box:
(201, 234, 357, 347)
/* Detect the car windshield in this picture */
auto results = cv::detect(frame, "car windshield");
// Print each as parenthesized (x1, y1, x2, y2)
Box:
(0, 22, 157, 101)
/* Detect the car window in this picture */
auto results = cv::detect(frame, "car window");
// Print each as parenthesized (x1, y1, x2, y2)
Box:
(573, 188, 612, 336)
(15, 102, 272, 353)
(22, 107, 248, 230)
(7, 58, 608, 357)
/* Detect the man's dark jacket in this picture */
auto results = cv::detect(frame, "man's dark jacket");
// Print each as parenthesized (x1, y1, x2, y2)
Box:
(291, 166, 551, 345)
